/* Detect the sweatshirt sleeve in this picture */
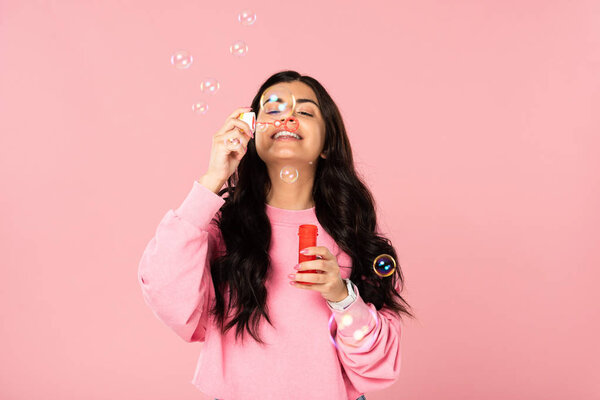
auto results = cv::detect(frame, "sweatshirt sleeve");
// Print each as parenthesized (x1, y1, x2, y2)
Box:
(137, 181, 226, 343)
(329, 272, 404, 393)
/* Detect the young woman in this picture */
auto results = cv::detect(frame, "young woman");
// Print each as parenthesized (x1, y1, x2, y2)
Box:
(138, 70, 415, 400)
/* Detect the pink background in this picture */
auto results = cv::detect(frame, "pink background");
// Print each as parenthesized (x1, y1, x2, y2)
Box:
(1, 0, 599, 399)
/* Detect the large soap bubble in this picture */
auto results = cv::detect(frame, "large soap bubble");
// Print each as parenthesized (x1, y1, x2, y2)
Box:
(256, 86, 296, 134)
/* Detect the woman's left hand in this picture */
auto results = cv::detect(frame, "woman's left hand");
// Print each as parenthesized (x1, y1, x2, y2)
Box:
(288, 246, 349, 302)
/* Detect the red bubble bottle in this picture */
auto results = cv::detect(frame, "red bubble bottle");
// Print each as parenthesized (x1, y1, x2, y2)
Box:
(297, 224, 319, 285)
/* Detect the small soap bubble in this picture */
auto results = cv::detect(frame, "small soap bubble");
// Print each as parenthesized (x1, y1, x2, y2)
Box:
(280, 166, 299, 183)
(171, 50, 193, 69)
(200, 78, 220, 94)
(230, 40, 248, 56)
(373, 254, 396, 277)
(224, 137, 241, 151)
(238, 9, 256, 26)
(256, 122, 268, 134)
(192, 102, 208, 115)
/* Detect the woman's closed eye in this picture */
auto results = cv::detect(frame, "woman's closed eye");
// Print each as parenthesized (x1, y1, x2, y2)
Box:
(298, 111, 313, 116)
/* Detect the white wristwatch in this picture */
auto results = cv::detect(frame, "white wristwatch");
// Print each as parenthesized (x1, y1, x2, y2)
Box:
(327, 279, 357, 310)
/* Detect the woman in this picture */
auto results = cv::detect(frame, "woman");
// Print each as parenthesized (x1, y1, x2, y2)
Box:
(138, 70, 415, 400)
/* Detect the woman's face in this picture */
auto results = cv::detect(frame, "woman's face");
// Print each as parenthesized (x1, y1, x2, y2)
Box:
(254, 81, 326, 167)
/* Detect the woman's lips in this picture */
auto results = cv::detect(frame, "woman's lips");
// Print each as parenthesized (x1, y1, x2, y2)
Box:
(273, 136, 301, 141)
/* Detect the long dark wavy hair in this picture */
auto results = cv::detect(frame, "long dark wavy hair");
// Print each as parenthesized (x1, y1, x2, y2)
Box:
(208, 70, 415, 345)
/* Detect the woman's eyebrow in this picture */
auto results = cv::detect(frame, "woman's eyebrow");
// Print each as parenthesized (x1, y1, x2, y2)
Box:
(296, 98, 319, 107)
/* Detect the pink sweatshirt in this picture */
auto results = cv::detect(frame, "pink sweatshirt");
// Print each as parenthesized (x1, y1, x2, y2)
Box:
(137, 181, 403, 400)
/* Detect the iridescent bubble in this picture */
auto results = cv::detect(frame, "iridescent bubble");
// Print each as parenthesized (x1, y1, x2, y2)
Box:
(256, 122, 269, 134)
(230, 40, 248, 57)
(280, 166, 299, 183)
(238, 9, 256, 26)
(257, 86, 296, 128)
(224, 137, 241, 151)
(192, 102, 208, 115)
(200, 78, 220, 94)
(171, 50, 193, 69)
(373, 254, 396, 277)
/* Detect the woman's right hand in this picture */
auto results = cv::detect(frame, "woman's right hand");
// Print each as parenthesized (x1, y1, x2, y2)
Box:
(204, 107, 254, 184)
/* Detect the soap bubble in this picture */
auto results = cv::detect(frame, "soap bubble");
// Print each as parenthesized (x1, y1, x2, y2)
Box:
(257, 86, 296, 128)
(224, 137, 241, 151)
(230, 40, 248, 56)
(200, 78, 220, 94)
(238, 9, 256, 25)
(256, 122, 269, 134)
(171, 50, 193, 69)
(256, 87, 297, 135)
(373, 254, 396, 277)
(327, 307, 380, 352)
(192, 102, 208, 115)
(280, 166, 299, 183)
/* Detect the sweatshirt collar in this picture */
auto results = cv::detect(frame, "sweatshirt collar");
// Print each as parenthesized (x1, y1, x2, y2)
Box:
(265, 203, 317, 225)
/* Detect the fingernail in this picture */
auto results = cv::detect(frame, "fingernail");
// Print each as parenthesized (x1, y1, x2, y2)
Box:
(299, 249, 309, 254)
(289, 281, 295, 285)
(293, 265, 299, 270)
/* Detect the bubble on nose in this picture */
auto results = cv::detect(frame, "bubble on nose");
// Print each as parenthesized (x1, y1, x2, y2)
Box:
(373, 254, 396, 277)
(238, 9, 256, 26)
(200, 78, 220, 94)
(280, 166, 299, 184)
(171, 50, 193, 69)
(258, 86, 296, 124)
(192, 102, 208, 115)
(230, 40, 248, 56)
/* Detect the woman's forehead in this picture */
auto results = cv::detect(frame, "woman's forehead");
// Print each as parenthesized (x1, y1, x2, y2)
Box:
(264, 81, 318, 103)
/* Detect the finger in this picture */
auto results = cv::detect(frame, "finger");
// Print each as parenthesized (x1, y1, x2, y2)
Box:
(227, 110, 254, 138)
(217, 122, 252, 152)
(291, 272, 324, 285)
(232, 119, 253, 139)
(220, 131, 248, 160)
(300, 246, 330, 260)
(291, 281, 322, 290)
(229, 141, 247, 161)
(225, 107, 253, 121)
(296, 259, 327, 272)
(223, 119, 253, 141)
